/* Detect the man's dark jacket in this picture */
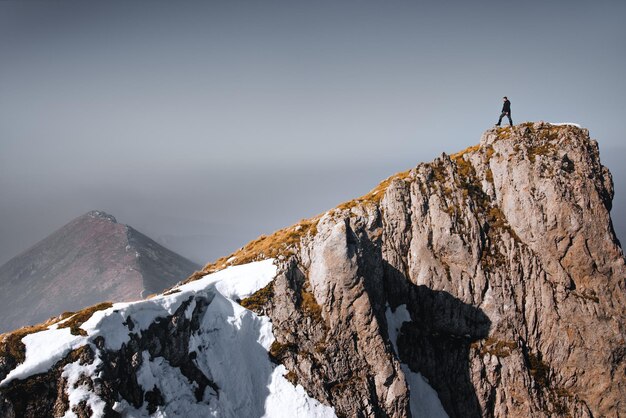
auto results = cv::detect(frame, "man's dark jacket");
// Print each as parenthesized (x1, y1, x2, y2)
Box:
(502, 100, 511, 114)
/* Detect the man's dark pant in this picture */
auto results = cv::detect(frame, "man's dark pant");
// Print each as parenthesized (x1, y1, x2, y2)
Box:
(497, 112, 513, 126)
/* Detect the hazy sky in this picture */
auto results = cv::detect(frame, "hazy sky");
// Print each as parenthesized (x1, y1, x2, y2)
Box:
(1, 0, 625, 264)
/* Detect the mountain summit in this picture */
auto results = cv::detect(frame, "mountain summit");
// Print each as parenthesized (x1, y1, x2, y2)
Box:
(0, 211, 199, 333)
(0, 123, 624, 417)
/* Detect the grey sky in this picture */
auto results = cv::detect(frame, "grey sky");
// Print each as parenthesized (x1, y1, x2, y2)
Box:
(1, 0, 625, 264)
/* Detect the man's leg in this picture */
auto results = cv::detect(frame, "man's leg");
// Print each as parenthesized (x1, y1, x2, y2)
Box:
(507, 114, 513, 126)
(496, 112, 505, 126)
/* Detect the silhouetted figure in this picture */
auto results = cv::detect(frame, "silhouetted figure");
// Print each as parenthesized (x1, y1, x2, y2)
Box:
(496, 96, 513, 126)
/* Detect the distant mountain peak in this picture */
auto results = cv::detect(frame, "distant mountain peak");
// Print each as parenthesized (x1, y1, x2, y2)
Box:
(85, 210, 117, 223)
(0, 211, 199, 334)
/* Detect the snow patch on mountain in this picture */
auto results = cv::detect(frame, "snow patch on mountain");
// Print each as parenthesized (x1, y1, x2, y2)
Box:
(62, 350, 106, 418)
(385, 305, 448, 418)
(1, 328, 84, 386)
(1, 259, 336, 417)
(111, 351, 220, 417)
(549, 122, 582, 128)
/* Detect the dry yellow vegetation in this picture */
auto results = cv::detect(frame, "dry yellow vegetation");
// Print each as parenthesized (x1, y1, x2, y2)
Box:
(57, 302, 114, 336)
(184, 168, 416, 283)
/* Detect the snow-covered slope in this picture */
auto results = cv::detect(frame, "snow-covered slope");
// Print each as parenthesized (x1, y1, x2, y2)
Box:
(0, 260, 336, 417)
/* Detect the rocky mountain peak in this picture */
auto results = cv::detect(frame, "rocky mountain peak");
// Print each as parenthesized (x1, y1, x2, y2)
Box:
(85, 210, 118, 223)
(1, 124, 624, 418)
(194, 122, 625, 417)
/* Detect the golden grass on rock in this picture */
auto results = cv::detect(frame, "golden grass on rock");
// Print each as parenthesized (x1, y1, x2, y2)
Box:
(184, 168, 414, 284)
(57, 302, 113, 336)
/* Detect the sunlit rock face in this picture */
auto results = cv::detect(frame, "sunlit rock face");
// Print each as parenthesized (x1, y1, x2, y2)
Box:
(266, 123, 624, 418)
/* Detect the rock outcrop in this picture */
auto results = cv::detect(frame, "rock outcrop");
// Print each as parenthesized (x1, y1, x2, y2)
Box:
(0, 123, 624, 417)
(235, 123, 625, 418)
(0, 211, 199, 333)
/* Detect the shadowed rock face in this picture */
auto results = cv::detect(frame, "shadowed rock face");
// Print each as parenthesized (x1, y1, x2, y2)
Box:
(0, 124, 624, 418)
(0, 211, 199, 333)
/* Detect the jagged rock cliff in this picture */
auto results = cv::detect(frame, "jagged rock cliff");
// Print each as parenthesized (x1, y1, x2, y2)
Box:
(253, 123, 625, 418)
(0, 211, 200, 333)
(0, 123, 624, 418)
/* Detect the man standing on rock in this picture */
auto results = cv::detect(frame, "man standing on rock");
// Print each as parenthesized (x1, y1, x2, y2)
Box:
(496, 96, 513, 127)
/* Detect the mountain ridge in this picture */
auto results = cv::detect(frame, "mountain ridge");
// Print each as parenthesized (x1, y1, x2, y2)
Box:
(1, 122, 624, 417)
(187, 122, 626, 417)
